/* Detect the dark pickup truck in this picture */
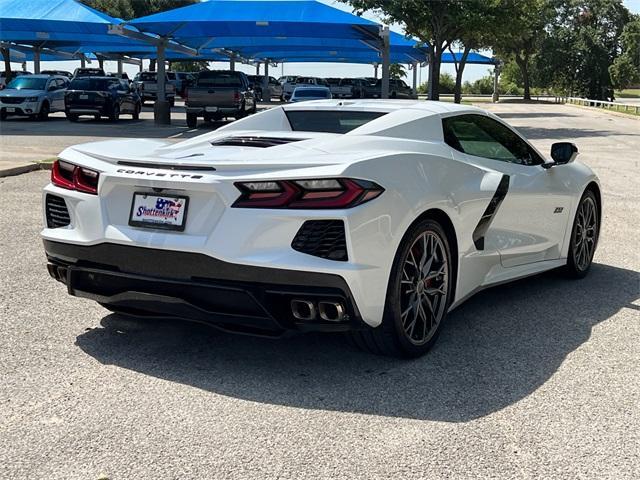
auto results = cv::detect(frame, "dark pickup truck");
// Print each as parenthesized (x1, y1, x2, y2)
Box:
(363, 78, 415, 99)
(184, 70, 257, 128)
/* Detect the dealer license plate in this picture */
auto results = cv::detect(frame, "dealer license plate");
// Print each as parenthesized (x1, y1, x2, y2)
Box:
(6, 107, 15, 112)
(129, 193, 189, 231)
(205, 106, 218, 112)
(79, 94, 88, 100)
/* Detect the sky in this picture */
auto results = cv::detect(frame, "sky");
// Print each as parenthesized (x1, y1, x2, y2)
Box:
(9, 0, 640, 85)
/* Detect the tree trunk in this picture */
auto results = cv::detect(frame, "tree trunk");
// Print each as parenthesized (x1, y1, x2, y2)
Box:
(428, 43, 444, 101)
(515, 55, 531, 100)
(1, 48, 12, 84)
(453, 46, 471, 104)
(149, 59, 156, 72)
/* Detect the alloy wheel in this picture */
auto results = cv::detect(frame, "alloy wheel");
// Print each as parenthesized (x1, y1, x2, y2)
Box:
(399, 231, 449, 345)
(573, 196, 598, 271)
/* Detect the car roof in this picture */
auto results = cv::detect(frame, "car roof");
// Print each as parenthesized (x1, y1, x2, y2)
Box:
(282, 99, 481, 115)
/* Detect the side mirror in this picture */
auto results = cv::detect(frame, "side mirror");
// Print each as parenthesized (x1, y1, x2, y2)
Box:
(547, 142, 578, 167)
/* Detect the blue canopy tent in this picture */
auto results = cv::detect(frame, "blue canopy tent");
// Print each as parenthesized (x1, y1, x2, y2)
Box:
(117, 0, 407, 114)
(0, 0, 193, 73)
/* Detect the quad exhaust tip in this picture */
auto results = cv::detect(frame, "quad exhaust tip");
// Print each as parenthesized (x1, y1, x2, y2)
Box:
(291, 299, 345, 322)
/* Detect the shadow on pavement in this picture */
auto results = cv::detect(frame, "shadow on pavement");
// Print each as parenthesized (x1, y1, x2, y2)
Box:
(75, 263, 638, 422)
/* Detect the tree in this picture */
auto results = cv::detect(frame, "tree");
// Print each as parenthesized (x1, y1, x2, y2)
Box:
(389, 63, 406, 79)
(491, 0, 554, 100)
(447, 0, 501, 103)
(536, 0, 631, 100)
(80, 0, 134, 19)
(609, 15, 640, 90)
(171, 61, 210, 72)
(343, 0, 471, 100)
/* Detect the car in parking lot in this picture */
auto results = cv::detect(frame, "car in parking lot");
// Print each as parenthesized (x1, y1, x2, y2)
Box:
(73, 67, 106, 78)
(339, 78, 371, 98)
(0, 74, 68, 120)
(326, 78, 352, 98)
(173, 72, 196, 97)
(42, 70, 73, 79)
(282, 76, 328, 101)
(363, 78, 415, 99)
(64, 76, 141, 122)
(247, 75, 282, 100)
(289, 85, 332, 102)
(132, 71, 176, 105)
(41, 99, 602, 358)
(184, 70, 256, 127)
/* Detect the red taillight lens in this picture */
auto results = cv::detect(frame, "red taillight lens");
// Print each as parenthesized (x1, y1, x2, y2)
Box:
(232, 178, 383, 209)
(51, 160, 99, 195)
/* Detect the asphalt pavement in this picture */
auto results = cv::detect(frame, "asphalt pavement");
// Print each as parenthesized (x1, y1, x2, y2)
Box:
(0, 102, 638, 479)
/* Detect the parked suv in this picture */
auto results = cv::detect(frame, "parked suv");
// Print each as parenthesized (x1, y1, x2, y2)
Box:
(184, 70, 256, 128)
(65, 76, 141, 122)
(0, 74, 68, 120)
(363, 78, 415, 99)
(133, 71, 176, 105)
(339, 78, 370, 98)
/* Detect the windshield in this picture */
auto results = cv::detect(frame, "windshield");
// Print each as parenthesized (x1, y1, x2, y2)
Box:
(69, 78, 113, 91)
(294, 89, 331, 98)
(6, 77, 47, 90)
(285, 110, 387, 134)
(197, 72, 243, 87)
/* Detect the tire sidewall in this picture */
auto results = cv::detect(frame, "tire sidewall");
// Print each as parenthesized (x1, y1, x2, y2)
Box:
(567, 189, 599, 278)
(383, 218, 454, 357)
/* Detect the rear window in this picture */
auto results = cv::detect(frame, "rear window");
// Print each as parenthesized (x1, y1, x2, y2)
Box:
(139, 72, 157, 81)
(285, 110, 387, 134)
(198, 72, 243, 87)
(69, 78, 113, 90)
(294, 89, 331, 98)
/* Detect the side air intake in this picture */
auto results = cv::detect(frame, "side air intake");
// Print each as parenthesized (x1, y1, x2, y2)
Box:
(45, 194, 71, 228)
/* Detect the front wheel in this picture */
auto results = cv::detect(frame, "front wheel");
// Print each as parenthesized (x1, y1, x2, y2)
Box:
(37, 101, 50, 120)
(109, 104, 120, 122)
(132, 103, 141, 120)
(349, 218, 453, 358)
(565, 189, 599, 278)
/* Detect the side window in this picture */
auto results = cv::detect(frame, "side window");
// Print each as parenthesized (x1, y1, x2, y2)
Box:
(442, 114, 543, 166)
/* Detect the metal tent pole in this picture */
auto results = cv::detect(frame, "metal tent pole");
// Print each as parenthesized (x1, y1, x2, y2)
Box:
(412, 62, 418, 93)
(230, 54, 235, 71)
(380, 26, 390, 99)
(80, 57, 86, 68)
(33, 47, 41, 74)
(154, 40, 171, 125)
(373, 63, 378, 79)
(256, 63, 260, 75)
(117, 59, 123, 74)
(263, 61, 270, 103)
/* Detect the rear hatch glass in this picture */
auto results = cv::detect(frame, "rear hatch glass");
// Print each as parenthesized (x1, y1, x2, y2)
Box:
(285, 110, 387, 134)
(197, 72, 243, 87)
(69, 78, 113, 91)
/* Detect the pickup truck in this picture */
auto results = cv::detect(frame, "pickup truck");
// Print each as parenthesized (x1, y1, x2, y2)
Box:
(363, 78, 415, 99)
(132, 71, 176, 105)
(184, 70, 257, 128)
(326, 78, 352, 98)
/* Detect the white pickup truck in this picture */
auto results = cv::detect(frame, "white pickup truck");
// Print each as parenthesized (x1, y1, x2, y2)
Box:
(326, 78, 352, 98)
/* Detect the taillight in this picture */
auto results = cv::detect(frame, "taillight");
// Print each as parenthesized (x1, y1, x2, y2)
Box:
(232, 178, 383, 209)
(234, 91, 241, 102)
(51, 160, 99, 195)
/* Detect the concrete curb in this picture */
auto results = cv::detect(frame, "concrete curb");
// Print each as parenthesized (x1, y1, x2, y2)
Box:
(0, 163, 40, 178)
(0, 161, 53, 179)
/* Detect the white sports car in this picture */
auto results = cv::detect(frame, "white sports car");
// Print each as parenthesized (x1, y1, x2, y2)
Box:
(42, 100, 601, 357)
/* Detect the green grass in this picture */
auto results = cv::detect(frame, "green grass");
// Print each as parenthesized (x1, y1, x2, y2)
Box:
(616, 89, 640, 98)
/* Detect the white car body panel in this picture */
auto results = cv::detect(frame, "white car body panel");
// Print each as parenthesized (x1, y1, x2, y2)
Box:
(42, 100, 600, 329)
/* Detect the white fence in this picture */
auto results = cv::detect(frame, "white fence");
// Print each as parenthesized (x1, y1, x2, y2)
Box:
(560, 96, 640, 115)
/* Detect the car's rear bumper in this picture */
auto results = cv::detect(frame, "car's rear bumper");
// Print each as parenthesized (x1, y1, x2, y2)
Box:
(44, 240, 365, 336)
(185, 106, 242, 116)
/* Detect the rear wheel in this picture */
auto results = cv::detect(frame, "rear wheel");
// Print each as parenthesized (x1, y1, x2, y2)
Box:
(37, 101, 49, 120)
(349, 219, 453, 358)
(186, 112, 198, 128)
(565, 189, 599, 278)
(66, 113, 78, 122)
(109, 104, 120, 122)
(0, 110, 7, 121)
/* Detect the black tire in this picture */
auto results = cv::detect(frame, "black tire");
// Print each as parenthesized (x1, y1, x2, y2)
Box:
(0, 110, 7, 121)
(249, 100, 257, 114)
(94, 114, 100, 121)
(37, 101, 50, 120)
(186, 112, 198, 128)
(169, 97, 175, 107)
(349, 218, 454, 358)
(66, 113, 78, 122)
(132, 103, 141, 120)
(235, 103, 247, 119)
(564, 189, 599, 278)
(109, 104, 120, 122)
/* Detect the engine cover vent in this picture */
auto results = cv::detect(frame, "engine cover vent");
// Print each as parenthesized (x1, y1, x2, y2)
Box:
(291, 220, 347, 261)
(210, 136, 305, 148)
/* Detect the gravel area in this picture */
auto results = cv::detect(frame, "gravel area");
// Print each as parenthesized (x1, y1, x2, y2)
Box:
(0, 102, 638, 479)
